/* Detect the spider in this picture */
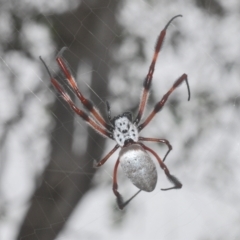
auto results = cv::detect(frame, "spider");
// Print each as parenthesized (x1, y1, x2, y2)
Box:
(40, 14, 190, 210)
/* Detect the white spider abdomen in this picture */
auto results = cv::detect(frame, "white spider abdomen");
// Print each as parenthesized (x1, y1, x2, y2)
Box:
(119, 144, 157, 192)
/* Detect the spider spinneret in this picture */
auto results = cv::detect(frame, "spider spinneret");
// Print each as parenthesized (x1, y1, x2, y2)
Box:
(40, 14, 191, 210)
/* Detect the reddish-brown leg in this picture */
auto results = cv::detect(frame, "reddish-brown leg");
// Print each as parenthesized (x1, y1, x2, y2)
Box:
(40, 56, 113, 139)
(139, 137, 172, 162)
(112, 158, 123, 208)
(138, 73, 190, 132)
(139, 143, 182, 190)
(113, 158, 141, 210)
(94, 144, 119, 167)
(55, 48, 113, 132)
(134, 15, 182, 125)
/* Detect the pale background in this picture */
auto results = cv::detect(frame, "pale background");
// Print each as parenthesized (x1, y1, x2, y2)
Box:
(0, 0, 240, 239)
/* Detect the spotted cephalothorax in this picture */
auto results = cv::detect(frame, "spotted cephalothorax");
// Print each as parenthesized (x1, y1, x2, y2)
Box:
(40, 14, 190, 210)
(112, 114, 138, 146)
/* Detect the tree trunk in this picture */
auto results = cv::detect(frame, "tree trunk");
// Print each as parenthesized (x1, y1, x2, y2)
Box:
(17, 1, 121, 239)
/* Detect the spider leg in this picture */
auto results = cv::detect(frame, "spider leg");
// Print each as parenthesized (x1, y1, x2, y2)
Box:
(94, 144, 119, 167)
(113, 158, 141, 210)
(139, 143, 182, 191)
(55, 48, 113, 132)
(139, 136, 172, 162)
(134, 15, 182, 125)
(105, 101, 112, 122)
(40, 56, 113, 139)
(138, 73, 190, 131)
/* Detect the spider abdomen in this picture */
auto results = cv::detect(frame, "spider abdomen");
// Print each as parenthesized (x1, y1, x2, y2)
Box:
(119, 144, 157, 192)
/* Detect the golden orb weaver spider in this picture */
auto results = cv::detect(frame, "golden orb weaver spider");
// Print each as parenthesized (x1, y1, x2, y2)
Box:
(40, 14, 190, 210)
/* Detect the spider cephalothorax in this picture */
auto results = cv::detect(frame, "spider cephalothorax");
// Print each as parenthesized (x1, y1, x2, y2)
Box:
(40, 14, 191, 210)
(112, 114, 139, 146)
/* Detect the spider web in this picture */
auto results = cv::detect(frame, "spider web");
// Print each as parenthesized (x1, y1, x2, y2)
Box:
(0, 0, 240, 239)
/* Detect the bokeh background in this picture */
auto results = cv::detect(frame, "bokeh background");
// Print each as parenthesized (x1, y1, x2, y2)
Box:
(0, 0, 240, 239)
